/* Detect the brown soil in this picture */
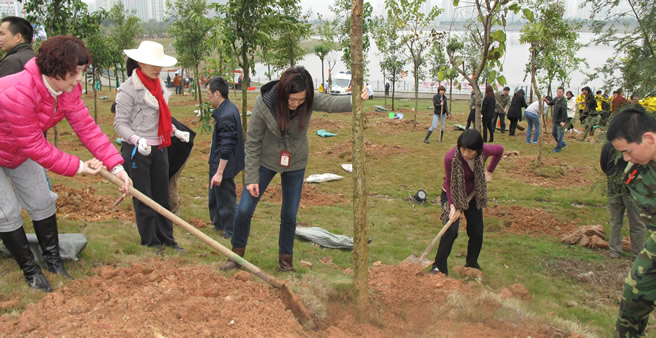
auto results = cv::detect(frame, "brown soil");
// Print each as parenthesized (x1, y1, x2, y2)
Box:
(315, 140, 406, 161)
(308, 117, 349, 132)
(0, 261, 558, 337)
(501, 154, 597, 188)
(486, 204, 580, 237)
(371, 117, 417, 134)
(236, 183, 347, 209)
(53, 185, 133, 221)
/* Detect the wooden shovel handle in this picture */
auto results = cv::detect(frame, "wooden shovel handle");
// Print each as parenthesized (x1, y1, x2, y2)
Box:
(99, 169, 283, 288)
(418, 192, 476, 261)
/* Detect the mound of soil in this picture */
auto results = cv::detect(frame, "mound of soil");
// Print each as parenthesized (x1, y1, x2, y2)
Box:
(0, 259, 304, 337)
(501, 155, 597, 188)
(236, 183, 346, 208)
(53, 185, 133, 221)
(0, 261, 557, 337)
(315, 140, 405, 161)
(487, 204, 579, 236)
(371, 118, 416, 134)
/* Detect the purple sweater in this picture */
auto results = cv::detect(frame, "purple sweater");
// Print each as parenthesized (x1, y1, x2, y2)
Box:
(443, 144, 504, 205)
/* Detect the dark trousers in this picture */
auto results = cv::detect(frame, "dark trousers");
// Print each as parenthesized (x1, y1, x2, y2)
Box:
(492, 112, 506, 133)
(433, 191, 484, 275)
(566, 117, 574, 131)
(466, 109, 475, 129)
(121, 144, 176, 247)
(508, 117, 519, 136)
(176, 85, 182, 94)
(231, 166, 305, 254)
(482, 117, 494, 142)
(209, 175, 237, 236)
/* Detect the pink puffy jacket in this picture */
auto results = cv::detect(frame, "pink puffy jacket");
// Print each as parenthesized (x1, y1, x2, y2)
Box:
(0, 58, 123, 176)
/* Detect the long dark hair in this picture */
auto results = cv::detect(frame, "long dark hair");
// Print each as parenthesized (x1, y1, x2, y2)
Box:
(275, 66, 314, 132)
(126, 58, 139, 77)
(512, 89, 525, 101)
(485, 85, 494, 97)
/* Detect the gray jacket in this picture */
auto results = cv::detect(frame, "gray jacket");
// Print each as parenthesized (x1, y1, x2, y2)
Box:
(0, 43, 35, 77)
(114, 74, 172, 144)
(495, 91, 510, 113)
(245, 81, 351, 185)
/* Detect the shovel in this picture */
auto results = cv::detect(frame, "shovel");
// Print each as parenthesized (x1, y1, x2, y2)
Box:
(402, 192, 475, 269)
(99, 169, 315, 330)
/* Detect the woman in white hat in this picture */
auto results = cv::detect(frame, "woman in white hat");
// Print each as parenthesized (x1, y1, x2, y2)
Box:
(114, 41, 187, 251)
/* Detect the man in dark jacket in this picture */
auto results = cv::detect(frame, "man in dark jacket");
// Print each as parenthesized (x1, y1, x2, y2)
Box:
(207, 76, 245, 239)
(548, 87, 568, 152)
(0, 16, 34, 77)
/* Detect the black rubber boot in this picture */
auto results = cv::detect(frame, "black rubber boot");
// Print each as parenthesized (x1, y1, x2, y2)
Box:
(0, 227, 53, 292)
(424, 130, 433, 144)
(33, 214, 73, 280)
(440, 131, 444, 143)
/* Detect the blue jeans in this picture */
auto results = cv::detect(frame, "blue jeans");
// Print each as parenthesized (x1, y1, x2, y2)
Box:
(552, 124, 566, 150)
(525, 111, 540, 143)
(231, 166, 305, 255)
(429, 113, 447, 132)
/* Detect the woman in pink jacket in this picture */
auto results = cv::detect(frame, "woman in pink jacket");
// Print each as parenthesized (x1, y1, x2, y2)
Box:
(0, 36, 131, 292)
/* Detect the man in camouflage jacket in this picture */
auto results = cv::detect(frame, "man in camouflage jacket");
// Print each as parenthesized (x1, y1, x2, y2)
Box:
(607, 109, 656, 337)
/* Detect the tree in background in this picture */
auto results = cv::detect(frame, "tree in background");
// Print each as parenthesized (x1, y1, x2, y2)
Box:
(314, 44, 330, 90)
(385, 0, 442, 128)
(520, 0, 575, 165)
(329, 0, 373, 72)
(316, 14, 340, 91)
(270, 1, 311, 72)
(212, 0, 279, 138)
(429, 40, 458, 113)
(446, 0, 521, 132)
(168, 0, 213, 108)
(584, 0, 655, 96)
(371, 15, 406, 109)
(84, 12, 113, 123)
(105, 2, 142, 83)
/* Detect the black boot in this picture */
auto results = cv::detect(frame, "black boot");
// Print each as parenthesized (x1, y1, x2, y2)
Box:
(424, 130, 433, 144)
(33, 214, 73, 279)
(440, 131, 444, 143)
(0, 227, 53, 292)
(278, 253, 295, 272)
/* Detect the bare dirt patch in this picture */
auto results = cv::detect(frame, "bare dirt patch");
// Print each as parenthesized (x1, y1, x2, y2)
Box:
(236, 183, 347, 209)
(53, 185, 133, 221)
(308, 118, 348, 132)
(486, 204, 580, 236)
(315, 140, 405, 161)
(501, 154, 597, 188)
(0, 261, 559, 337)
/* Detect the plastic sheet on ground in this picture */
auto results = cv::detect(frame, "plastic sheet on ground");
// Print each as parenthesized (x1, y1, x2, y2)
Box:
(306, 173, 343, 183)
(316, 129, 337, 137)
(0, 233, 88, 262)
(294, 227, 353, 250)
(341, 164, 353, 173)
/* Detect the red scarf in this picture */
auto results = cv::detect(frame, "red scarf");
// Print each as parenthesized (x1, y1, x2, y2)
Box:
(136, 68, 172, 148)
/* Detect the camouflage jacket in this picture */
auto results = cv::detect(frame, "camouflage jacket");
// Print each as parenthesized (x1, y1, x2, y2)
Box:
(625, 161, 656, 231)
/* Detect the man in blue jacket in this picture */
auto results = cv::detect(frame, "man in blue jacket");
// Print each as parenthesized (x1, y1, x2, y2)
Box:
(207, 76, 245, 239)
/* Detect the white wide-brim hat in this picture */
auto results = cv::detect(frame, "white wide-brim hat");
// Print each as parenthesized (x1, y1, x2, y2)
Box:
(124, 41, 177, 67)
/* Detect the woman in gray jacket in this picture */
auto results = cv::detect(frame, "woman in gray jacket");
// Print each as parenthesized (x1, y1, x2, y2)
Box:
(113, 41, 188, 251)
(220, 66, 368, 272)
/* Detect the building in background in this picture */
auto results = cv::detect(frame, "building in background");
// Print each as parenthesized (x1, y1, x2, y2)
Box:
(90, 0, 168, 22)
(0, 0, 24, 18)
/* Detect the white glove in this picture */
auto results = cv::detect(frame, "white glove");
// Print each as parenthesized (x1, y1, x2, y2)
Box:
(174, 130, 190, 143)
(137, 138, 151, 156)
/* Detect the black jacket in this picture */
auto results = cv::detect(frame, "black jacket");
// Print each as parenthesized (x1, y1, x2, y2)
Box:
(210, 98, 245, 179)
(168, 117, 196, 178)
(0, 43, 35, 77)
(481, 95, 496, 120)
(507, 95, 527, 120)
(549, 96, 568, 125)
(433, 93, 449, 115)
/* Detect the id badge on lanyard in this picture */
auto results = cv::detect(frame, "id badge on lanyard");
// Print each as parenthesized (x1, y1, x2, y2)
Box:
(280, 150, 291, 167)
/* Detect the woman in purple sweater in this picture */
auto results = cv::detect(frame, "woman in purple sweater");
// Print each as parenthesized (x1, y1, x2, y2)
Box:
(431, 129, 503, 275)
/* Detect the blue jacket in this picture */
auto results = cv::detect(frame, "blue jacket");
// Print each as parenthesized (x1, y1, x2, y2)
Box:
(210, 98, 245, 179)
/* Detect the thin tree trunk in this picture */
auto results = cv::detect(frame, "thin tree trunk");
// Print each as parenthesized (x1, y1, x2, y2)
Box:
(195, 64, 203, 108)
(413, 63, 418, 129)
(240, 49, 249, 139)
(350, 0, 368, 323)
(93, 70, 98, 123)
(448, 78, 453, 113)
(321, 58, 325, 90)
(383, 69, 387, 107)
(392, 75, 396, 111)
(530, 48, 543, 166)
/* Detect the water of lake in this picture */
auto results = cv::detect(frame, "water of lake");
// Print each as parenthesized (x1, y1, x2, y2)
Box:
(254, 30, 614, 95)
